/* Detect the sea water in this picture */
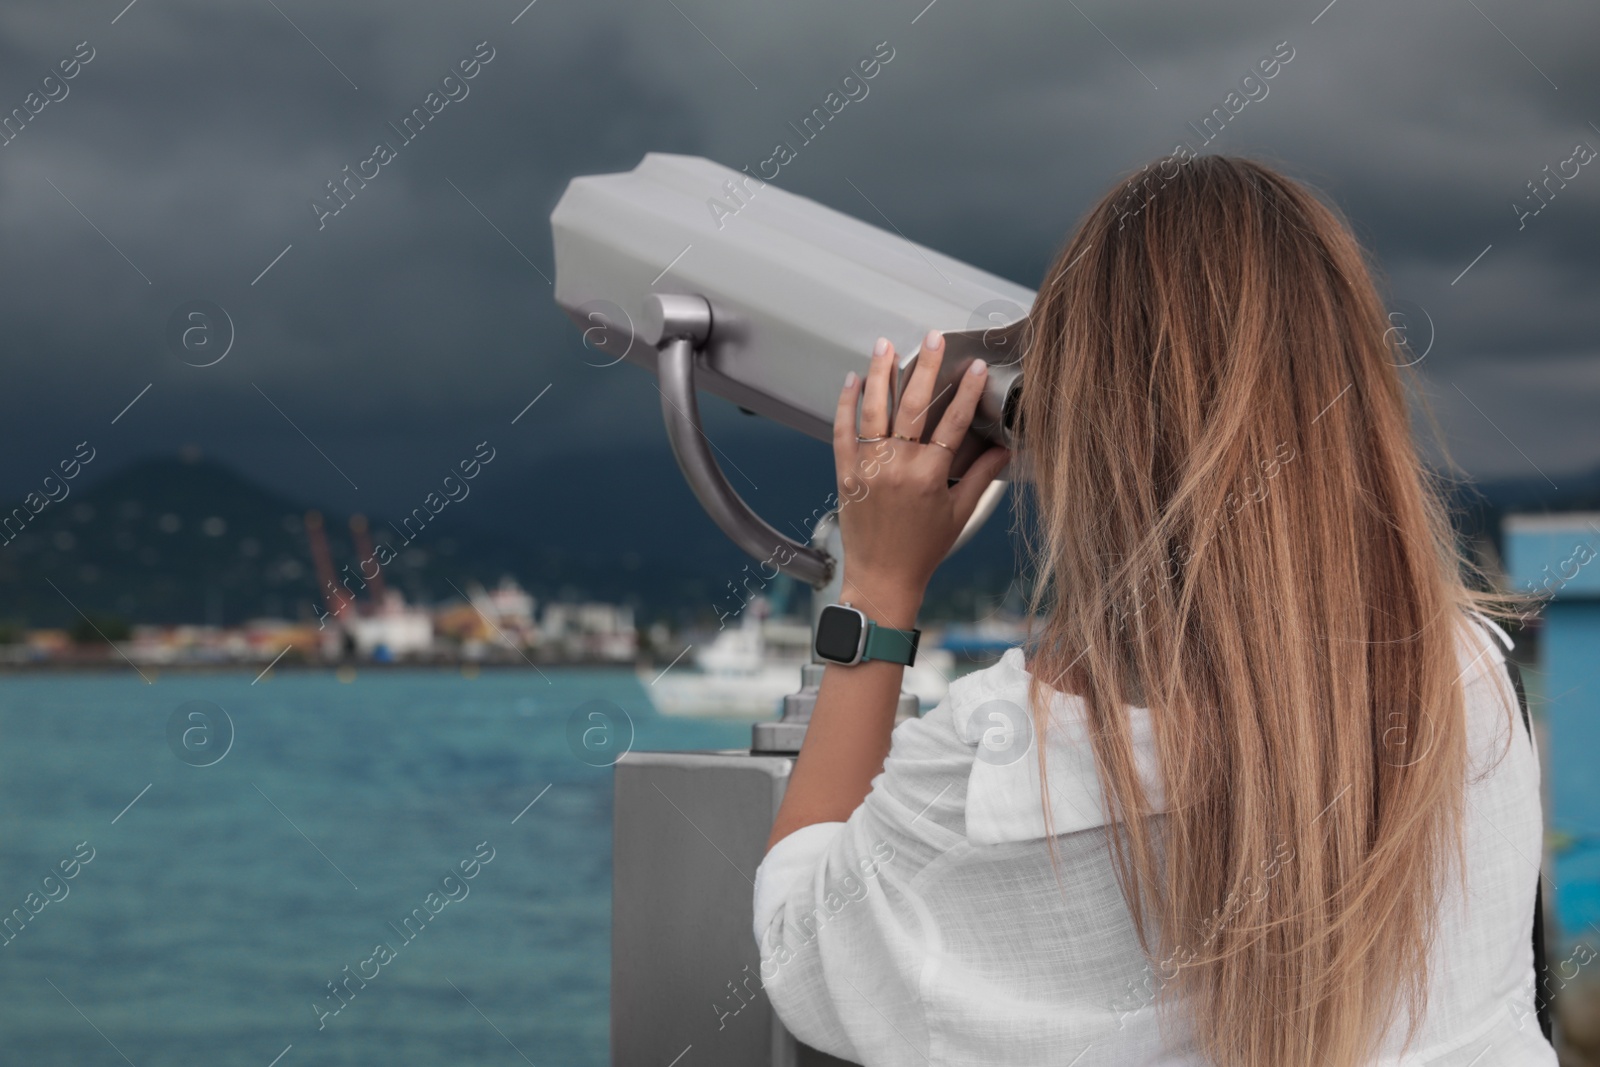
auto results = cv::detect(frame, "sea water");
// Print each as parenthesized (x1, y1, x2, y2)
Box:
(0, 668, 749, 1066)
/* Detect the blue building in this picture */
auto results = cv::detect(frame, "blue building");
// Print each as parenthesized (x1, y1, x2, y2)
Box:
(1503, 512, 1600, 941)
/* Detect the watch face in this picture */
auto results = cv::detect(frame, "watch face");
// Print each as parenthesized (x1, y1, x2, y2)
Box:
(814, 605, 866, 663)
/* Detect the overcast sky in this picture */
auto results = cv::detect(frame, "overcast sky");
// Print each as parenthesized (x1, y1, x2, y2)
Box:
(1, 0, 1596, 523)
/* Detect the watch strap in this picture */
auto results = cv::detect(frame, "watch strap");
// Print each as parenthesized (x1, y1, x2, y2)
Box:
(863, 621, 920, 666)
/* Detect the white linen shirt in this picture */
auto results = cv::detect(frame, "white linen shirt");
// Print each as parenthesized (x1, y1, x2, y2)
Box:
(752, 618, 1556, 1066)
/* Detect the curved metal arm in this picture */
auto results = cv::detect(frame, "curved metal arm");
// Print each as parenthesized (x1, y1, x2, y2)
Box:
(649, 291, 1011, 590)
(657, 337, 835, 587)
(950, 477, 1008, 555)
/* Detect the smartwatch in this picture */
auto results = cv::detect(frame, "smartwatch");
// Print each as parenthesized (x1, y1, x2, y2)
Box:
(813, 602, 921, 666)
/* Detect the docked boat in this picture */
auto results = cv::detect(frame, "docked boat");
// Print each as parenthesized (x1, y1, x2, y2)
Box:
(642, 600, 955, 719)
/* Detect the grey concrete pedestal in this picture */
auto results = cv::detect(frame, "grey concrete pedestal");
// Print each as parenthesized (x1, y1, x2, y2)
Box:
(612, 749, 857, 1067)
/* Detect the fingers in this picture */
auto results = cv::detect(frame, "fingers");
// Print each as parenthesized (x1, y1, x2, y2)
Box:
(927, 357, 990, 460)
(951, 443, 1012, 524)
(892, 330, 945, 442)
(832, 368, 862, 475)
(858, 337, 896, 439)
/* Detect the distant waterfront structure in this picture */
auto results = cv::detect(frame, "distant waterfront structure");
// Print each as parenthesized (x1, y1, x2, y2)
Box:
(474, 576, 536, 631)
(540, 600, 637, 662)
(436, 576, 541, 656)
(0, 573, 644, 668)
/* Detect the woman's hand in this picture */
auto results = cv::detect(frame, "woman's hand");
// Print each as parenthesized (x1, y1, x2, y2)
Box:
(832, 330, 1012, 616)
(766, 331, 1011, 853)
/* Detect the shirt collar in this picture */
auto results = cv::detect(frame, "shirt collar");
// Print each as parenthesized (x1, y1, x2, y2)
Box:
(950, 647, 1168, 846)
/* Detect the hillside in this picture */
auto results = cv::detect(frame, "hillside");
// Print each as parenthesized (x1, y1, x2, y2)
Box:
(2, 449, 1591, 631)
(0, 455, 594, 629)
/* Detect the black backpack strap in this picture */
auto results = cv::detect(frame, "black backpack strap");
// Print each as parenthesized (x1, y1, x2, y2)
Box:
(1501, 645, 1554, 1043)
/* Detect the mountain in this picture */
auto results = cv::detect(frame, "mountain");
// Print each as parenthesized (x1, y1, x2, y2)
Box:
(0, 451, 1025, 629)
(6, 447, 1586, 633)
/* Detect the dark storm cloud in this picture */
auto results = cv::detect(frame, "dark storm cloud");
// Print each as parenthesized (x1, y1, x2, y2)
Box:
(0, 0, 1595, 525)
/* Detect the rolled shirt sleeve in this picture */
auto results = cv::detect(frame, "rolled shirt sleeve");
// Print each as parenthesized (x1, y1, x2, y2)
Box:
(752, 821, 849, 944)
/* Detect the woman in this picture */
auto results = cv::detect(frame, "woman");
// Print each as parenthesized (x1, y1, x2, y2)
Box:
(753, 156, 1552, 1066)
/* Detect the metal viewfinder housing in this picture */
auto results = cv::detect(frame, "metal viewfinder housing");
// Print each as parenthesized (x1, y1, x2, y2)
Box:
(550, 153, 1036, 587)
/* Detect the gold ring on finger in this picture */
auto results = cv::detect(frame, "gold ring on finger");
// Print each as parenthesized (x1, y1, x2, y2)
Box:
(891, 432, 917, 442)
(929, 439, 957, 454)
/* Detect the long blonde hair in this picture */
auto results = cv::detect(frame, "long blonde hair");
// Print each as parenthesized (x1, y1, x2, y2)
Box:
(1016, 155, 1506, 1065)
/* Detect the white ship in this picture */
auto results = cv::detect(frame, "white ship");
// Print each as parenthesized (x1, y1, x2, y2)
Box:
(642, 599, 954, 719)
(347, 589, 434, 660)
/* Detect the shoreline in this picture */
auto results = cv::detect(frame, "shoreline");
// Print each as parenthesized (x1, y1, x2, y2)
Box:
(0, 658, 647, 676)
